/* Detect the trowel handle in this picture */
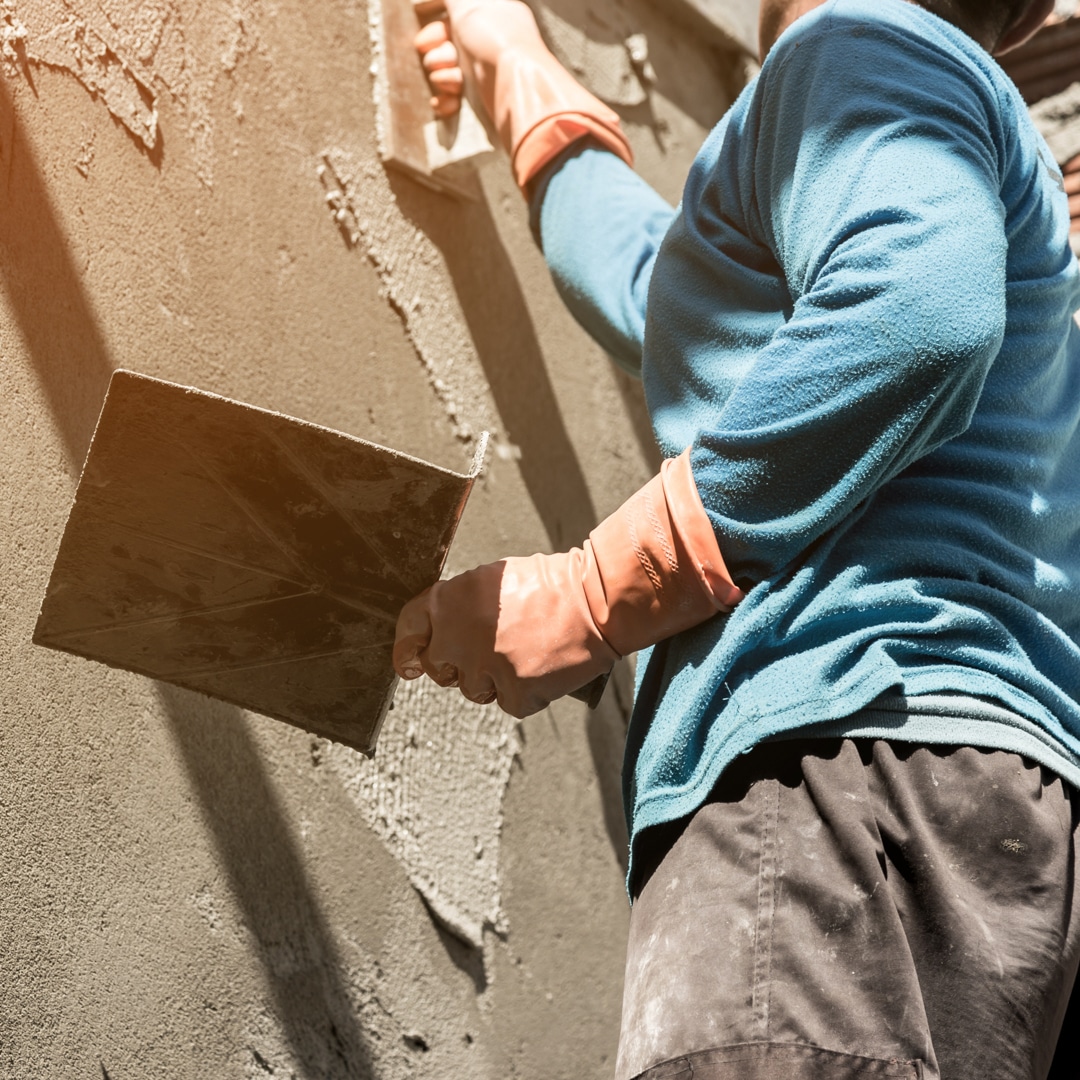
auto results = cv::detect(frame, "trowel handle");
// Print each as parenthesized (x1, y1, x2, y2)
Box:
(569, 670, 610, 709)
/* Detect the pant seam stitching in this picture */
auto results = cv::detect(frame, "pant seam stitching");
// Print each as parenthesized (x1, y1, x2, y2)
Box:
(752, 779, 779, 1038)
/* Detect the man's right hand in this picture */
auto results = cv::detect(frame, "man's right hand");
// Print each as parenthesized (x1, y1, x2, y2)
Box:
(410, 0, 634, 191)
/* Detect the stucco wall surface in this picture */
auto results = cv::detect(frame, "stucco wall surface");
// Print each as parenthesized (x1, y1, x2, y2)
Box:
(0, 1, 735, 1075)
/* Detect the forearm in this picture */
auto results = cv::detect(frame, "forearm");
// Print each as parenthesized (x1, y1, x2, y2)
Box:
(394, 449, 740, 717)
(416, 1, 673, 374)
(530, 141, 676, 375)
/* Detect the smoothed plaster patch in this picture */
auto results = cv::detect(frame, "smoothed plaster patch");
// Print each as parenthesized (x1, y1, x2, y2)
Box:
(324, 677, 518, 951)
(5, 0, 259, 182)
(317, 144, 499, 450)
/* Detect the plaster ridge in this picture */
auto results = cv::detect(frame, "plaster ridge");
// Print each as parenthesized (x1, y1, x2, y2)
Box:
(317, 143, 501, 452)
(5, 0, 263, 185)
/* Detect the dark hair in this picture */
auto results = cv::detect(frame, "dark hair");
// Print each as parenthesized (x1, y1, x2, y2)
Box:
(950, 0, 1033, 32)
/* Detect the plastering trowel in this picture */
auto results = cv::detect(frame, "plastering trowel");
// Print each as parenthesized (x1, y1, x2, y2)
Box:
(35, 372, 608, 754)
(372, 0, 495, 198)
(33, 370, 487, 756)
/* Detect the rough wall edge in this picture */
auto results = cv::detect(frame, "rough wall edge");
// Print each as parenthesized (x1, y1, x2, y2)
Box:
(316, 145, 499, 450)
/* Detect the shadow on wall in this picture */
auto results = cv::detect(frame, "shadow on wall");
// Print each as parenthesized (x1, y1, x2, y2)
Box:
(389, 169, 645, 871)
(0, 77, 379, 1078)
(0, 76, 113, 471)
(389, 170, 601, 550)
(586, 659, 636, 874)
(536, 0, 740, 137)
(160, 685, 377, 1079)
(612, 364, 663, 474)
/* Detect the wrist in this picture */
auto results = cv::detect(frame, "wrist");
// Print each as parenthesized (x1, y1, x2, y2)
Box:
(446, 0, 633, 191)
(581, 450, 743, 657)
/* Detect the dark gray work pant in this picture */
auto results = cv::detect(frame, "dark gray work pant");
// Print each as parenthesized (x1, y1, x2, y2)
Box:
(617, 739, 1080, 1080)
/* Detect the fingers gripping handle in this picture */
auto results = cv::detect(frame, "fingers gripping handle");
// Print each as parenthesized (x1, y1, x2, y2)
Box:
(394, 581, 611, 710)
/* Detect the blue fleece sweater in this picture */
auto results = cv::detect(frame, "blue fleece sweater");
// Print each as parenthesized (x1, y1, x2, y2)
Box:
(534, 0, 1080, 883)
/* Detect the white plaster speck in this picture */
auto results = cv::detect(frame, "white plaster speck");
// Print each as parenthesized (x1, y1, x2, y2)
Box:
(1034, 557, 1070, 591)
(191, 886, 219, 931)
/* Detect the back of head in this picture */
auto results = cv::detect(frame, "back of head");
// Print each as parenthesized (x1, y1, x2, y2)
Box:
(759, 0, 1051, 63)
(949, 0, 1056, 47)
(918, 0, 1054, 54)
(951, 0, 1029, 30)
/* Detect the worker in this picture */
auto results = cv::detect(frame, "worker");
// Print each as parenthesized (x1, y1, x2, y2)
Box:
(393, 0, 1080, 1076)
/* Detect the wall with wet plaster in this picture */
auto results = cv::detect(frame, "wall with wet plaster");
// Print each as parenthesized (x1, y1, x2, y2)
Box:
(0, 0, 742, 1074)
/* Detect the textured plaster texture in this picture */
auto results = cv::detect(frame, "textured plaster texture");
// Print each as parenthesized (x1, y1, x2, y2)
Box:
(1031, 80, 1080, 165)
(0, 0, 736, 1074)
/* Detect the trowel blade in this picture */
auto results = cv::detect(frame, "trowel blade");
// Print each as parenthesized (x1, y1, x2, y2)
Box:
(33, 370, 486, 755)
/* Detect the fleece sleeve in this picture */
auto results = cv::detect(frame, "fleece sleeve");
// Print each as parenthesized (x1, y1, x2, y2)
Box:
(671, 20, 1009, 585)
(530, 141, 677, 376)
